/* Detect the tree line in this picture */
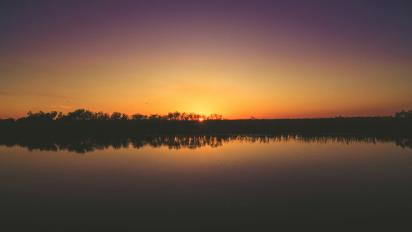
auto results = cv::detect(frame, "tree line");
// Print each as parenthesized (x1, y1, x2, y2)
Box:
(11, 109, 223, 121)
(1, 109, 411, 122)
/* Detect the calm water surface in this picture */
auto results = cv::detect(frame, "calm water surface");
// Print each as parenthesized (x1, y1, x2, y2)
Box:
(1, 136, 412, 230)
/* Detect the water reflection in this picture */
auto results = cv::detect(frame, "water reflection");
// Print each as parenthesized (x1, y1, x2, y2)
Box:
(1, 134, 411, 153)
(1, 134, 412, 230)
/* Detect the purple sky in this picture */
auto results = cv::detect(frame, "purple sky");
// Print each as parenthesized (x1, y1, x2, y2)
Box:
(1, 0, 412, 118)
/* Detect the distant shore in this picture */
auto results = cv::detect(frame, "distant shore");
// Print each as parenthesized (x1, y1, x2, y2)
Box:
(1, 117, 411, 137)
(1, 117, 412, 153)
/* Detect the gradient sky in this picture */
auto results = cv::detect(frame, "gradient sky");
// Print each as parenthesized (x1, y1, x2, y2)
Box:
(1, 0, 412, 119)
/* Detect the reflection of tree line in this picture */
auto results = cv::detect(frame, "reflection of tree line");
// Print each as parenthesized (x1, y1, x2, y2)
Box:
(1, 109, 411, 153)
(0, 134, 411, 154)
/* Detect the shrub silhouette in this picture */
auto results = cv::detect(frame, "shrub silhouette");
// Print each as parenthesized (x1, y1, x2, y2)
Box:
(64, 109, 94, 120)
(21, 111, 60, 121)
(131, 113, 147, 120)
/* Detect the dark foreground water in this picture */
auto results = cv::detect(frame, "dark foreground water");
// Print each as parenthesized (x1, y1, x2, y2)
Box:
(1, 135, 412, 231)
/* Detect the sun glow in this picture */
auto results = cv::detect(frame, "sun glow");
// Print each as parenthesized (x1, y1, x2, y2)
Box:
(198, 117, 205, 122)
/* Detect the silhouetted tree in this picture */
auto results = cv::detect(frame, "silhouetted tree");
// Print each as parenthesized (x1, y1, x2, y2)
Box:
(208, 114, 223, 120)
(149, 114, 161, 120)
(23, 111, 60, 121)
(189, 113, 197, 121)
(120, 113, 129, 120)
(110, 112, 122, 120)
(180, 112, 189, 121)
(94, 111, 110, 120)
(131, 113, 147, 120)
(167, 111, 181, 120)
(65, 109, 94, 120)
(56, 112, 64, 120)
(5, 109, 226, 122)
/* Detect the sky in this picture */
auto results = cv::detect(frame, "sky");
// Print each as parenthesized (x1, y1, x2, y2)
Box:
(1, 0, 412, 119)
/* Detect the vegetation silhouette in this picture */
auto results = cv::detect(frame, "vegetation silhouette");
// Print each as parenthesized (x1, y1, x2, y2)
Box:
(0, 108, 411, 153)
(11, 109, 221, 122)
(1, 109, 412, 153)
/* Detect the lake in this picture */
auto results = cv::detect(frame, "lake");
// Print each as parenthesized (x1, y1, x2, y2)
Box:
(1, 135, 412, 230)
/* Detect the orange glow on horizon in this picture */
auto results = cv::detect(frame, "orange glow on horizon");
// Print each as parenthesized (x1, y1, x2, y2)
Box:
(1, 8, 411, 119)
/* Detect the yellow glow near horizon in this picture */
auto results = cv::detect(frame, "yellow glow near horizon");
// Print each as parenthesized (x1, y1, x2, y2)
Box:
(1, 56, 411, 119)
(1, 18, 411, 119)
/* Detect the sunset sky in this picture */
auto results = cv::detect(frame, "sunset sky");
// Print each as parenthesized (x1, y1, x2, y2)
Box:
(1, 0, 411, 119)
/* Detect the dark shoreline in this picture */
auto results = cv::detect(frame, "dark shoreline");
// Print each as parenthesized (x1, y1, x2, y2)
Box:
(1, 117, 412, 153)
(1, 117, 411, 136)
